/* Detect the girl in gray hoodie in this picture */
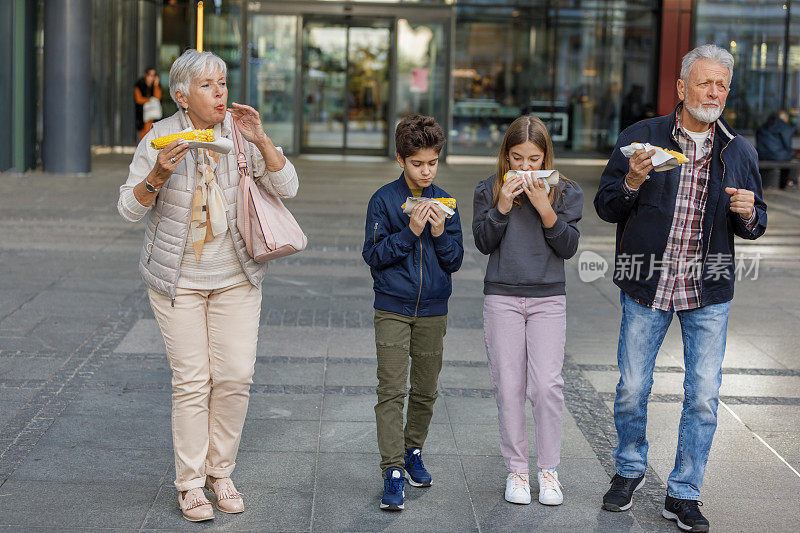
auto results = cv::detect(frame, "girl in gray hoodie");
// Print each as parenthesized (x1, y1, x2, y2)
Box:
(472, 115, 583, 507)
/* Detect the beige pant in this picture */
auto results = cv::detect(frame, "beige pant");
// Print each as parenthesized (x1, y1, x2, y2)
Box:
(148, 280, 261, 491)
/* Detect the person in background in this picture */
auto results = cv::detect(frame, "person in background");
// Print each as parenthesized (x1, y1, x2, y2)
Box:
(135, 67, 162, 141)
(756, 110, 797, 189)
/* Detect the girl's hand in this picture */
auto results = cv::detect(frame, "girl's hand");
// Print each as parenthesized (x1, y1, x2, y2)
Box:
(427, 204, 446, 237)
(228, 102, 270, 146)
(497, 175, 524, 214)
(522, 178, 558, 228)
(522, 177, 550, 211)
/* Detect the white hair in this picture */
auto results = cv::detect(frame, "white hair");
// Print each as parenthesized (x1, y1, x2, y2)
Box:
(168, 49, 227, 106)
(680, 44, 734, 83)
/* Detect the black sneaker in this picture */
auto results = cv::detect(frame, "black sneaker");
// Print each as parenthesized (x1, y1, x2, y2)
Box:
(662, 495, 709, 532)
(602, 473, 645, 512)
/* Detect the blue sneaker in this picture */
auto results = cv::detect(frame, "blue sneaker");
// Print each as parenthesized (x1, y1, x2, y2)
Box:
(380, 468, 405, 511)
(404, 448, 432, 487)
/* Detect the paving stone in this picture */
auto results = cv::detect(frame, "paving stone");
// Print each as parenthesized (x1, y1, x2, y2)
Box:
(0, 480, 156, 529)
(318, 420, 457, 455)
(246, 392, 322, 421)
(9, 444, 171, 484)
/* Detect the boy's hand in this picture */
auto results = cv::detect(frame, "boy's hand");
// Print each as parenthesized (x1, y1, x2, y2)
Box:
(498, 175, 524, 214)
(428, 204, 446, 237)
(409, 202, 430, 236)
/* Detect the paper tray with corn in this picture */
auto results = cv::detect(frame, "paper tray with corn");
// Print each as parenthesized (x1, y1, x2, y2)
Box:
(503, 169, 561, 193)
(150, 128, 234, 154)
(620, 142, 688, 172)
(401, 197, 456, 218)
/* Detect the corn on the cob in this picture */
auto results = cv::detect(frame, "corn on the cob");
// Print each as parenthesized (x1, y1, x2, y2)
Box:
(632, 142, 689, 165)
(150, 129, 214, 149)
(401, 197, 457, 211)
(665, 149, 688, 164)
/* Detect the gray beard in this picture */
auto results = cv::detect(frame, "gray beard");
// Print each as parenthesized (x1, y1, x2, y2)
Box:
(685, 102, 724, 124)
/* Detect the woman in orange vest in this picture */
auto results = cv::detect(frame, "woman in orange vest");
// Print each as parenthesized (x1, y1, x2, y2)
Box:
(134, 67, 162, 141)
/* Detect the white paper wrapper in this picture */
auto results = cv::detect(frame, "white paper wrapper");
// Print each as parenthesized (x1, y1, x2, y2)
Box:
(620, 142, 685, 172)
(504, 169, 560, 193)
(186, 138, 233, 154)
(168, 128, 233, 154)
(402, 197, 456, 218)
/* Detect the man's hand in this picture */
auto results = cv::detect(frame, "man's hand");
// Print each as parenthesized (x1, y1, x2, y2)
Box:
(427, 204, 446, 237)
(626, 148, 656, 190)
(725, 187, 755, 220)
(409, 202, 430, 236)
(497, 175, 524, 214)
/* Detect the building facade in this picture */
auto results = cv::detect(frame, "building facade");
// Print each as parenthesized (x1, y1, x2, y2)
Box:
(3, 0, 800, 171)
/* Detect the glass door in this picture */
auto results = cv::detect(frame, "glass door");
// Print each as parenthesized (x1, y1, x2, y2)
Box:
(248, 14, 298, 152)
(302, 19, 391, 154)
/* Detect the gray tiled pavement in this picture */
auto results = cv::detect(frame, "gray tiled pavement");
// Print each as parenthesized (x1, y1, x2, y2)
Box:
(0, 153, 799, 531)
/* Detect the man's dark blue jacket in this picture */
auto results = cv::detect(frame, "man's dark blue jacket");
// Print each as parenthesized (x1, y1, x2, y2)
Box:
(594, 106, 767, 308)
(362, 174, 464, 317)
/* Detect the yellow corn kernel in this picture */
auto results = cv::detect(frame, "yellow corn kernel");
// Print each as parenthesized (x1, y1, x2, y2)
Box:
(401, 198, 457, 211)
(150, 129, 214, 149)
(435, 198, 457, 209)
(665, 149, 689, 164)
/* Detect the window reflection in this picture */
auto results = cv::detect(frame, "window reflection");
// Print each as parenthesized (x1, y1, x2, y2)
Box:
(695, 0, 788, 133)
(248, 15, 297, 151)
(450, 1, 657, 155)
(396, 20, 447, 135)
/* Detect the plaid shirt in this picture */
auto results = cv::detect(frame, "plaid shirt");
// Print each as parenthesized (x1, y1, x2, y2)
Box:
(649, 111, 714, 311)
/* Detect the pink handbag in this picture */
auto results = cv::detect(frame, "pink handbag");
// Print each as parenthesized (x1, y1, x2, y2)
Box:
(232, 122, 307, 263)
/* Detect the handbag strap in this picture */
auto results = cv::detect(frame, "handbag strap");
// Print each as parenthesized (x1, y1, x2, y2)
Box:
(231, 120, 250, 179)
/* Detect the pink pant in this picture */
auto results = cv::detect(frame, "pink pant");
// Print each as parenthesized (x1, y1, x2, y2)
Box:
(483, 294, 566, 473)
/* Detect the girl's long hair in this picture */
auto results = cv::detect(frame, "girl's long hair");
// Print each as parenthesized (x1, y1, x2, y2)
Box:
(492, 115, 573, 208)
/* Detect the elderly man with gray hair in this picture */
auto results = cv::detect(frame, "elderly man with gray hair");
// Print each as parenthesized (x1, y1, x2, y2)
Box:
(594, 44, 766, 531)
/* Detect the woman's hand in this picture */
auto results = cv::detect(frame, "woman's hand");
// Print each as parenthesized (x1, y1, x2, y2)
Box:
(228, 102, 286, 172)
(522, 178, 558, 228)
(151, 139, 189, 187)
(497, 175, 524, 215)
(228, 102, 269, 146)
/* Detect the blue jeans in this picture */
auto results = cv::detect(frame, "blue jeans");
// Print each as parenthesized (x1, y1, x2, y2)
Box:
(613, 291, 730, 499)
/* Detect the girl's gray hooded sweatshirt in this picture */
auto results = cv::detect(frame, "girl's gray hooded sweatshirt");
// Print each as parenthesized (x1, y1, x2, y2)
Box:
(472, 175, 584, 297)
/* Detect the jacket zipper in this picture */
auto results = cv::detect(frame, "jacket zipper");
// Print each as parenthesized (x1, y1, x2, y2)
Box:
(414, 239, 423, 317)
(146, 219, 160, 265)
(373, 222, 378, 244)
(698, 141, 728, 306)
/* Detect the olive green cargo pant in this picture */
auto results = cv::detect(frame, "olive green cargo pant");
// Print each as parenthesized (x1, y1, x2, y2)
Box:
(374, 310, 447, 475)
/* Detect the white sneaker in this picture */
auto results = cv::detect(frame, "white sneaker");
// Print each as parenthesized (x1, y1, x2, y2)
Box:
(538, 468, 563, 505)
(504, 473, 531, 504)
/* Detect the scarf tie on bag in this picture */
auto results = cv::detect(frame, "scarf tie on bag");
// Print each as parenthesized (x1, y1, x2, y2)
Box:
(189, 148, 228, 260)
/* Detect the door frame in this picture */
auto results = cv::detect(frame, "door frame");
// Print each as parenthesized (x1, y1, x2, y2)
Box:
(243, 1, 454, 158)
(300, 16, 394, 156)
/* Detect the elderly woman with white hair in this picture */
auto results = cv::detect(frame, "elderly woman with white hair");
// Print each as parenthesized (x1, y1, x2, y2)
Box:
(117, 49, 298, 522)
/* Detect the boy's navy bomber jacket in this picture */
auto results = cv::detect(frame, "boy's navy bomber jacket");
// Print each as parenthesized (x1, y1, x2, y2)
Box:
(362, 174, 464, 317)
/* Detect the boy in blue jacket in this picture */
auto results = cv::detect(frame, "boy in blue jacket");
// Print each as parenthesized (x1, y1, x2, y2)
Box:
(362, 115, 463, 511)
